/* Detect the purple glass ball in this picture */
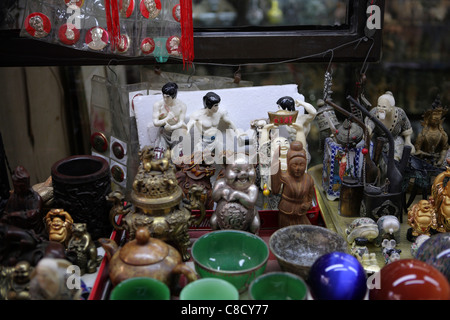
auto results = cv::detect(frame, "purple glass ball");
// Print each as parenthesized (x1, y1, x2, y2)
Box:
(308, 251, 367, 300)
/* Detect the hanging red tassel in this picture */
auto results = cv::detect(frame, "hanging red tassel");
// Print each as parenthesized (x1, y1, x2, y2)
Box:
(104, 0, 121, 51)
(105, 0, 113, 50)
(111, 0, 121, 51)
(180, 0, 194, 69)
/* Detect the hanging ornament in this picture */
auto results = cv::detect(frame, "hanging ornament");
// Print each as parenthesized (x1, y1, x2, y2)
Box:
(140, 0, 161, 19)
(119, 0, 135, 18)
(58, 23, 80, 45)
(263, 183, 270, 197)
(180, 0, 194, 69)
(24, 12, 51, 38)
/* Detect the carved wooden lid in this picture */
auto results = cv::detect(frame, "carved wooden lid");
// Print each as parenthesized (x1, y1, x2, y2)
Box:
(119, 228, 169, 266)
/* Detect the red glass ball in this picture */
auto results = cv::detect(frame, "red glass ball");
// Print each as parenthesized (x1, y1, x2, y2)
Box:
(369, 259, 450, 300)
(362, 148, 369, 155)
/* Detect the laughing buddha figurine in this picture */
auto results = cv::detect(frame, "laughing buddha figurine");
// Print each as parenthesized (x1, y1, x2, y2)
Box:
(210, 155, 260, 234)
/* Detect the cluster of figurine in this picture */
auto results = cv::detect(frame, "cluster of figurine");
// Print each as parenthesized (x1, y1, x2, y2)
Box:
(106, 82, 318, 258)
(1, 79, 449, 300)
(0, 166, 102, 300)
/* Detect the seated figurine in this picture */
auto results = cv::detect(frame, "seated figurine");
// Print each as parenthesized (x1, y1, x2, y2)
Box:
(66, 223, 101, 275)
(431, 166, 450, 232)
(365, 91, 415, 161)
(407, 199, 438, 238)
(211, 155, 260, 234)
(414, 97, 448, 167)
(186, 92, 239, 161)
(45, 209, 73, 247)
(2, 166, 45, 235)
(151, 82, 187, 158)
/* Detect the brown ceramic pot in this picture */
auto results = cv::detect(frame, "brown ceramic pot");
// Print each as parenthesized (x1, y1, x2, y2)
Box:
(99, 228, 197, 290)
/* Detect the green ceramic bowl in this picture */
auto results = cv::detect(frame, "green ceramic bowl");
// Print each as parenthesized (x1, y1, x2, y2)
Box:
(109, 277, 171, 300)
(248, 272, 308, 300)
(180, 278, 239, 300)
(191, 230, 269, 293)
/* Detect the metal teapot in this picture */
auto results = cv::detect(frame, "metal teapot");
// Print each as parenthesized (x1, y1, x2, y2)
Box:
(99, 227, 197, 290)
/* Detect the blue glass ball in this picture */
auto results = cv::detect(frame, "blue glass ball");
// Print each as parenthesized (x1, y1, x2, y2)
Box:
(308, 251, 367, 300)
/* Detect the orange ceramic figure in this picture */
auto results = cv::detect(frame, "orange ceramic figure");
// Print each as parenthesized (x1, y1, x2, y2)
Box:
(270, 141, 315, 227)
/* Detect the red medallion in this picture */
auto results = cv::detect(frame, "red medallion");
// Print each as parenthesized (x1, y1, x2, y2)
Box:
(24, 12, 51, 38)
(85, 26, 109, 51)
(166, 35, 182, 56)
(140, 37, 155, 55)
(140, 0, 161, 19)
(172, 4, 181, 22)
(120, 0, 135, 18)
(64, 0, 85, 7)
(116, 34, 130, 53)
(58, 23, 80, 45)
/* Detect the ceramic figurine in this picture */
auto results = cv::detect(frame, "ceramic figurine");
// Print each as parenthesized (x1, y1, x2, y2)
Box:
(410, 234, 430, 258)
(316, 71, 340, 150)
(1, 166, 45, 235)
(260, 96, 316, 165)
(345, 217, 379, 244)
(270, 141, 315, 227)
(151, 82, 187, 158)
(349, 96, 409, 222)
(45, 208, 73, 247)
(210, 155, 260, 234)
(350, 237, 380, 274)
(6, 261, 32, 300)
(99, 227, 197, 290)
(361, 252, 380, 274)
(175, 154, 216, 210)
(186, 92, 239, 159)
(108, 146, 206, 261)
(431, 165, 450, 232)
(381, 239, 401, 265)
(66, 223, 101, 275)
(29, 258, 82, 300)
(374, 215, 401, 247)
(414, 96, 448, 167)
(407, 199, 438, 239)
(365, 91, 415, 161)
(316, 99, 340, 151)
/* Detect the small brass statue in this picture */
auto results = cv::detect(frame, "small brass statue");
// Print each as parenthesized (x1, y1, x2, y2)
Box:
(66, 223, 101, 275)
(414, 96, 448, 167)
(6, 261, 32, 300)
(45, 208, 73, 246)
(211, 155, 260, 234)
(407, 200, 438, 237)
(431, 165, 450, 232)
(109, 145, 206, 261)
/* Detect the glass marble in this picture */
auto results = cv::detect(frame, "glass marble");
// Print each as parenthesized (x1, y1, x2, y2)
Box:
(369, 259, 450, 300)
(308, 252, 367, 300)
(414, 232, 450, 283)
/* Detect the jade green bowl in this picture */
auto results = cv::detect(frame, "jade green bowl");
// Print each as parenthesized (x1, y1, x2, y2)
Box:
(248, 272, 308, 300)
(191, 230, 269, 293)
(180, 278, 239, 300)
